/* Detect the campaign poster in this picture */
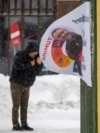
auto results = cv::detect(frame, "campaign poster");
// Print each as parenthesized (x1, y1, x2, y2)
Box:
(39, 2, 92, 87)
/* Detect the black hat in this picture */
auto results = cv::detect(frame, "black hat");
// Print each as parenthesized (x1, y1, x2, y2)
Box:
(25, 41, 39, 53)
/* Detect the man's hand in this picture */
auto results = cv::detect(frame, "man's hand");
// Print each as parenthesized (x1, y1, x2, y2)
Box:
(31, 60, 35, 66)
(36, 57, 42, 65)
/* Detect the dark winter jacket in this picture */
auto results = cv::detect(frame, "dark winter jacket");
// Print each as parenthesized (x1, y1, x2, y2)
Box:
(66, 33, 82, 60)
(10, 42, 43, 87)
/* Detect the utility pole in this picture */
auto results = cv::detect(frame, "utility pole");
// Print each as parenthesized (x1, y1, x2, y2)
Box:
(80, 0, 97, 133)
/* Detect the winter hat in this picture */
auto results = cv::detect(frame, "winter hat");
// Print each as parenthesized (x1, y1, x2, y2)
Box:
(25, 40, 39, 53)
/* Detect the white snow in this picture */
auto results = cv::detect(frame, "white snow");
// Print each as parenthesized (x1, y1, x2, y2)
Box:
(0, 73, 80, 133)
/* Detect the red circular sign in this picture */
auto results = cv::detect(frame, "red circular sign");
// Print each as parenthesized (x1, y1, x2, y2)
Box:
(10, 22, 21, 47)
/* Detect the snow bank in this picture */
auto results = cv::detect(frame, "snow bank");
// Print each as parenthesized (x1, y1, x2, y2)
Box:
(0, 74, 80, 118)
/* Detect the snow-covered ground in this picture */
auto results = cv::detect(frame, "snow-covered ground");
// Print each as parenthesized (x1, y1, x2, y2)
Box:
(0, 74, 80, 133)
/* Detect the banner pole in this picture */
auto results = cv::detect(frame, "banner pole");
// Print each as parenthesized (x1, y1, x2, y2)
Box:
(80, 0, 97, 133)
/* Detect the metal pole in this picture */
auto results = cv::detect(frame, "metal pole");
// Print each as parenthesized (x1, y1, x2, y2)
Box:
(80, 0, 97, 133)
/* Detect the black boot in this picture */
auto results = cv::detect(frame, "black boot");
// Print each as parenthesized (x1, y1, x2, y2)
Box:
(21, 124, 34, 131)
(12, 124, 23, 131)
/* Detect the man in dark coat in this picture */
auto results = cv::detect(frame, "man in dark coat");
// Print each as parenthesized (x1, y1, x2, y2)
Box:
(9, 41, 43, 131)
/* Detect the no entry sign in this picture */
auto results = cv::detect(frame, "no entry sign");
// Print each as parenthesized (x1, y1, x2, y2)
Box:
(10, 22, 21, 47)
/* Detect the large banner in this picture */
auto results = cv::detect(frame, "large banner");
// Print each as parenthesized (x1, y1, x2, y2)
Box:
(39, 2, 92, 87)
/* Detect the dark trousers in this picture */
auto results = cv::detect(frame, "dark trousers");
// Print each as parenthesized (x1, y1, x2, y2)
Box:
(10, 82, 30, 126)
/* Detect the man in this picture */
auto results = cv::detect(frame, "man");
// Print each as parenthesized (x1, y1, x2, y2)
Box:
(9, 41, 43, 131)
(52, 28, 72, 41)
(52, 28, 82, 76)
